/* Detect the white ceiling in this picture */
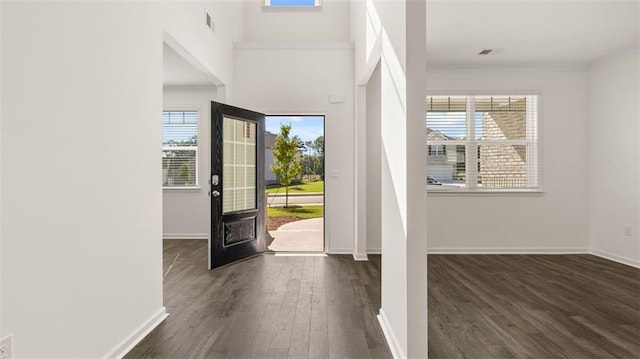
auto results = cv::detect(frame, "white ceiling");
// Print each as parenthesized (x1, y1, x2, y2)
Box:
(426, 0, 639, 67)
(163, 43, 216, 86)
(163, 1, 639, 80)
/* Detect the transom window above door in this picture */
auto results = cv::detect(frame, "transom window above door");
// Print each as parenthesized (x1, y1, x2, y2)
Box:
(265, 0, 320, 7)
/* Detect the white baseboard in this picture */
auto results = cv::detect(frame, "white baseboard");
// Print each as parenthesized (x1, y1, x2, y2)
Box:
(367, 248, 382, 254)
(326, 248, 353, 255)
(353, 253, 369, 261)
(427, 247, 588, 254)
(590, 249, 640, 268)
(163, 233, 208, 240)
(103, 307, 168, 359)
(377, 309, 405, 359)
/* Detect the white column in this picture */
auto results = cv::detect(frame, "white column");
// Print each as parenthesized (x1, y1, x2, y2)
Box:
(377, 0, 427, 357)
(354, 85, 369, 260)
(405, 0, 428, 356)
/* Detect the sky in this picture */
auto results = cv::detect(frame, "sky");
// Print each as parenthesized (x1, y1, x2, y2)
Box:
(266, 116, 324, 143)
(269, 0, 316, 6)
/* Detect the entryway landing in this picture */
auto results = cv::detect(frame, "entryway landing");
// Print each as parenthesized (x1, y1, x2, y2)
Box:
(266, 217, 324, 252)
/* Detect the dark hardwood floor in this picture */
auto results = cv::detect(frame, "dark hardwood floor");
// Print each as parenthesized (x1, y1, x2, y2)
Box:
(128, 240, 640, 358)
(126, 240, 391, 359)
(429, 255, 640, 359)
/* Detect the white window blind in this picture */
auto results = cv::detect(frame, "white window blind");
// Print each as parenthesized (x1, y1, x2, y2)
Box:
(426, 95, 539, 191)
(162, 110, 198, 188)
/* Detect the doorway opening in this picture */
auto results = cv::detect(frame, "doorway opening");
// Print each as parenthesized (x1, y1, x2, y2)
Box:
(264, 115, 325, 252)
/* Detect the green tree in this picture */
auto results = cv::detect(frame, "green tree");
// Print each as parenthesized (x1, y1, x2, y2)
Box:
(179, 162, 192, 185)
(312, 135, 324, 178)
(271, 124, 302, 207)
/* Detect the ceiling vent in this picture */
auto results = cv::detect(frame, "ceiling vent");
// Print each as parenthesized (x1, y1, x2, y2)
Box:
(478, 49, 493, 55)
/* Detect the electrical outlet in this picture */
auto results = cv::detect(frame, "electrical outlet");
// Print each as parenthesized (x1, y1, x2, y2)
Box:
(0, 335, 13, 359)
(623, 225, 632, 237)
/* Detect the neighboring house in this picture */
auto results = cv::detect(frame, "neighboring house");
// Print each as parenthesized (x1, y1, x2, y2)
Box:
(264, 131, 279, 185)
(426, 128, 463, 182)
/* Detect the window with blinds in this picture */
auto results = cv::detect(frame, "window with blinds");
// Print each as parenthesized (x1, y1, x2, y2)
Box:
(162, 110, 198, 188)
(426, 95, 539, 191)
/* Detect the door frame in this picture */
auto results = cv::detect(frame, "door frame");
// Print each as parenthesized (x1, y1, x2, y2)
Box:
(264, 113, 326, 253)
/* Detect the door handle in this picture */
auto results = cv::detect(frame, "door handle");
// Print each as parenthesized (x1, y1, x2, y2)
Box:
(211, 190, 220, 198)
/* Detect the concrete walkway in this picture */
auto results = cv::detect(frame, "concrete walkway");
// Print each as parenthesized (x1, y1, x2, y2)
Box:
(267, 217, 324, 252)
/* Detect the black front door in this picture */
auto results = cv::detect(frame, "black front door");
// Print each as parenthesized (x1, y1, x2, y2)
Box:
(210, 102, 265, 269)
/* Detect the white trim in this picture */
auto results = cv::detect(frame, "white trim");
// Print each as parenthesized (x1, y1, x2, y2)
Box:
(377, 309, 405, 359)
(367, 248, 382, 254)
(163, 105, 201, 112)
(235, 42, 353, 51)
(352, 253, 369, 261)
(427, 189, 544, 196)
(163, 233, 209, 240)
(327, 248, 353, 255)
(427, 248, 588, 254)
(427, 63, 589, 73)
(163, 187, 202, 191)
(274, 253, 327, 257)
(426, 248, 640, 268)
(590, 249, 640, 269)
(103, 307, 168, 359)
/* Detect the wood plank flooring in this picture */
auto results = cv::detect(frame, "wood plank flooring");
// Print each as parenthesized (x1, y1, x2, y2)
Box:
(428, 255, 640, 359)
(126, 240, 391, 359)
(127, 241, 640, 358)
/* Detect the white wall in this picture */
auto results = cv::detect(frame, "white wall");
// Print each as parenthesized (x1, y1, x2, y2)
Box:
(1, 3, 163, 356)
(0, 0, 3, 338)
(163, 86, 218, 239)
(365, 63, 382, 253)
(161, 1, 244, 97)
(425, 69, 590, 252)
(243, 0, 350, 43)
(233, 47, 355, 253)
(0, 1, 240, 357)
(588, 50, 640, 267)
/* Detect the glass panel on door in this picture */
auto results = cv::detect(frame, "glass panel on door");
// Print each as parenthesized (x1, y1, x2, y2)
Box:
(222, 116, 257, 214)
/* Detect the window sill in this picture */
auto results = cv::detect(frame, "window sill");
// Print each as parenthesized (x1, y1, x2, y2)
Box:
(428, 189, 544, 196)
(163, 187, 202, 192)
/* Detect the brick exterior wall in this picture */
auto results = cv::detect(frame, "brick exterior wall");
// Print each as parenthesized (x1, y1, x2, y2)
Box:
(478, 98, 527, 188)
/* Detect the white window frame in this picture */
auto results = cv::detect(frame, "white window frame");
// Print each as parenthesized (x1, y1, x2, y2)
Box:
(426, 91, 542, 194)
(162, 107, 200, 190)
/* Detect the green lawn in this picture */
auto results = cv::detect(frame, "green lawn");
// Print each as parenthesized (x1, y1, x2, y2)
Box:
(266, 181, 324, 194)
(267, 205, 324, 219)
